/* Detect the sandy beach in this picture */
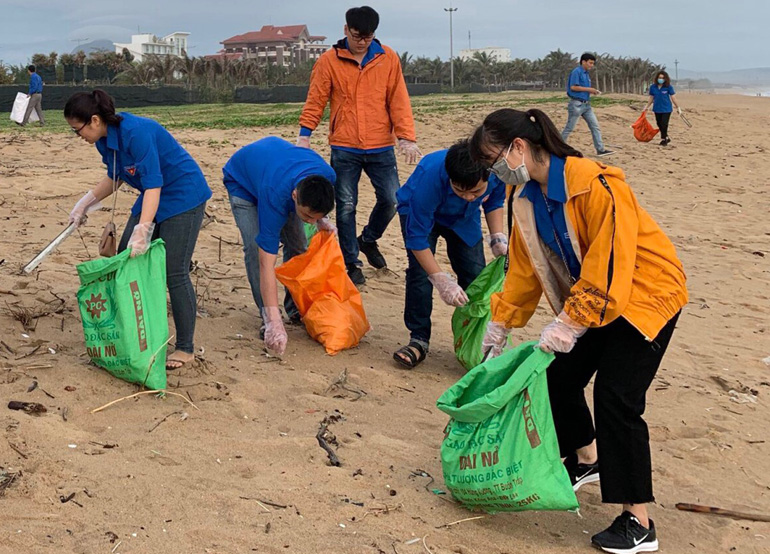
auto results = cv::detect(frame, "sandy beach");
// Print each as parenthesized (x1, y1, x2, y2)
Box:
(1, 92, 769, 554)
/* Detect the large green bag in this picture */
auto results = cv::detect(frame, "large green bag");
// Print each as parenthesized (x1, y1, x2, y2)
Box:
(76, 239, 168, 390)
(451, 256, 506, 370)
(437, 341, 578, 512)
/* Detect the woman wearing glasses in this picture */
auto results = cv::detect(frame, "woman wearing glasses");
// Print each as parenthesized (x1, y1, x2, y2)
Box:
(65, 89, 211, 370)
(469, 108, 687, 554)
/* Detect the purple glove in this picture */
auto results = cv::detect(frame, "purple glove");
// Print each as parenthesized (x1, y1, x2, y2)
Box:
(261, 306, 287, 355)
(428, 272, 468, 307)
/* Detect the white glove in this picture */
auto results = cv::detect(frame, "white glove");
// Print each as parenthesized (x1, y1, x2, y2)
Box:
(261, 306, 287, 355)
(428, 272, 468, 307)
(481, 320, 510, 360)
(296, 135, 311, 148)
(316, 217, 337, 236)
(69, 191, 101, 227)
(127, 222, 155, 257)
(677, 107, 683, 115)
(538, 311, 587, 353)
(397, 139, 421, 165)
(486, 233, 509, 258)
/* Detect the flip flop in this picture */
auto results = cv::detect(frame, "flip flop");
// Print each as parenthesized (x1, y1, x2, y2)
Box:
(393, 342, 427, 369)
(166, 352, 194, 370)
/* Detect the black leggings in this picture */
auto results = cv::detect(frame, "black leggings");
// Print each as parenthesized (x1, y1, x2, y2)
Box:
(655, 111, 671, 140)
(547, 312, 680, 504)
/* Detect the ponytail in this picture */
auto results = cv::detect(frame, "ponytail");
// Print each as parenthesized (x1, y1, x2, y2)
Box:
(63, 89, 123, 126)
(469, 108, 582, 165)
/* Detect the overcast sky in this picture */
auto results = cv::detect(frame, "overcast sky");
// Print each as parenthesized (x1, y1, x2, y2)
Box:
(0, 0, 765, 72)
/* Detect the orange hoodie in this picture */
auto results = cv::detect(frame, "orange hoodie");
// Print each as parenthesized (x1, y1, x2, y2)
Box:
(299, 39, 417, 150)
(492, 156, 687, 341)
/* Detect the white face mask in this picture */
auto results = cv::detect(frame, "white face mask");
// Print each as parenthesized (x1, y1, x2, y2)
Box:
(491, 142, 530, 186)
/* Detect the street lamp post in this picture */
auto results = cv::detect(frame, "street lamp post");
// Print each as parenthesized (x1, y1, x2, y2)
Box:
(444, 3, 457, 90)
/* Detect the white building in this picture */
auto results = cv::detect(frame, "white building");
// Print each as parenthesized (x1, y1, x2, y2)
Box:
(114, 32, 190, 62)
(458, 47, 511, 63)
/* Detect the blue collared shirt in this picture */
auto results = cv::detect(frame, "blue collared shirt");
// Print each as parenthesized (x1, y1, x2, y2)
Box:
(222, 137, 337, 255)
(567, 66, 591, 102)
(28, 73, 42, 95)
(649, 84, 676, 113)
(521, 155, 581, 281)
(95, 112, 211, 223)
(396, 149, 506, 251)
(299, 39, 392, 155)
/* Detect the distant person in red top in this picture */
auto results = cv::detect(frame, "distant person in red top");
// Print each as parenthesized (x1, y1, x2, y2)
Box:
(297, 6, 420, 286)
(643, 70, 683, 146)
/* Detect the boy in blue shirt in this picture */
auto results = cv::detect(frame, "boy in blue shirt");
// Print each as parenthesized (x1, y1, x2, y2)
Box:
(223, 137, 336, 355)
(393, 140, 507, 369)
(561, 53, 613, 157)
(20, 65, 45, 127)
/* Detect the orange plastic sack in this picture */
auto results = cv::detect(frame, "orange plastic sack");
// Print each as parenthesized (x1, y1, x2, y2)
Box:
(275, 231, 370, 355)
(631, 111, 659, 142)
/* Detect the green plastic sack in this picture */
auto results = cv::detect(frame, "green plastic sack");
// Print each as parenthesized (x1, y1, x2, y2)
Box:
(304, 222, 318, 242)
(452, 256, 506, 370)
(76, 239, 168, 390)
(437, 341, 578, 512)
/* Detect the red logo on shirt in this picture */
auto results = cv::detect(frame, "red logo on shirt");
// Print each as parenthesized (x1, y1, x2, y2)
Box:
(124, 166, 137, 176)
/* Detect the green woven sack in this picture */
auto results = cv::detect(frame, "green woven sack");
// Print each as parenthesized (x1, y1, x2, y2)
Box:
(437, 341, 578, 512)
(76, 239, 168, 390)
(451, 256, 506, 370)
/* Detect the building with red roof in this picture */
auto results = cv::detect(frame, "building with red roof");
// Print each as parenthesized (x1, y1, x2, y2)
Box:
(209, 25, 329, 66)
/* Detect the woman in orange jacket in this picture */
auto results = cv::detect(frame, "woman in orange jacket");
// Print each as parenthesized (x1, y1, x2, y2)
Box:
(469, 108, 687, 554)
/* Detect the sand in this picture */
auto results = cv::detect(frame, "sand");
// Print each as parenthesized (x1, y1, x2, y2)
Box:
(0, 92, 768, 554)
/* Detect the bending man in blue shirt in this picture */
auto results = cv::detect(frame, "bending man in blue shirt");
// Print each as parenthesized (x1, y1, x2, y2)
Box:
(223, 137, 336, 355)
(393, 140, 507, 369)
(20, 65, 45, 127)
(561, 53, 613, 157)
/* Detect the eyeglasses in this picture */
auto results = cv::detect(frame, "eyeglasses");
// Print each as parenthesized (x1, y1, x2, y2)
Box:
(71, 121, 89, 136)
(348, 31, 374, 43)
(489, 142, 511, 168)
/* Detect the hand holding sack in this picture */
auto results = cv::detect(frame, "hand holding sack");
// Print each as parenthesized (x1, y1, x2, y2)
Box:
(631, 111, 659, 142)
(428, 272, 468, 307)
(127, 222, 155, 257)
(69, 191, 102, 227)
(397, 139, 422, 165)
(315, 217, 337, 236)
(486, 232, 509, 258)
(538, 311, 587, 353)
(261, 306, 288, 355)
(481, 320, 511, 360)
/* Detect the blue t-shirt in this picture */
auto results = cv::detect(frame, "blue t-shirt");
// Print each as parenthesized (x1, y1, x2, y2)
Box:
(28, 73, 43, 95)
(396, 149, 506, 251)
(222, 137, 337, 255)
(521, 155, 581, 281)
(567, 66, 591, 101)
(96, 113, 211, 223)
(649, 84, 676, 113)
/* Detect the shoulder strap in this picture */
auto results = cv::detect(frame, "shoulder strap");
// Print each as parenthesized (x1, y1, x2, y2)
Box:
(596, 174, 616, 324)
(109, 150, 120, 225)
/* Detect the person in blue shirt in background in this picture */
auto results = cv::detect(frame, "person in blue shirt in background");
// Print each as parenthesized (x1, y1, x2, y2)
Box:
(65, 89, 212, 370)
(643, 70, 683, 146)
(561, 53, 614, 157)
(19, 65, 45, 127)
(393, 140, 507, 369)
(223, 137, 336, 355)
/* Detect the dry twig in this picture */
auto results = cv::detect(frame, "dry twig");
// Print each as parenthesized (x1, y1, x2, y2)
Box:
(90, 390, 198, 414)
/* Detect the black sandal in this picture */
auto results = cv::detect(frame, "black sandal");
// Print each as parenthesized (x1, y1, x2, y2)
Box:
(393, 342, 427, 369)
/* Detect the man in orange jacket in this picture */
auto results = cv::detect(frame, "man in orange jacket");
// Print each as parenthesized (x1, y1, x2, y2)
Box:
(297, 5, 421, 285)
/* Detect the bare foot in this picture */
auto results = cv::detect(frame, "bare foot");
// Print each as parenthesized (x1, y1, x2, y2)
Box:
(166, 350, 194, 370)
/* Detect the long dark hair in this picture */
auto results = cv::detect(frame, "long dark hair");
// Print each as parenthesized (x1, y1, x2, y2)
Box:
(655, 70, 671, 87)
(63, 89, 123, 126)
(469, 108, 582, 164)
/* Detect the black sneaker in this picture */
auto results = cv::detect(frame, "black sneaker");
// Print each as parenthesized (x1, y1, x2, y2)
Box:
(659, 139, 667, 146)
(357, 235, 387, 269)
(591, 512, 658, 554)
(665, 137, 671, 144)
(564, 453, 600, 491)
(347, 265, 366, 286)
(596, 149, 615, 157)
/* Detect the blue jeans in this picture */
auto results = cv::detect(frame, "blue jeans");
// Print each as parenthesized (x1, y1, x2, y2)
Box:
(400, 215, 486, 347)
(119, 203, 206, 354)
(561, 99, 606, 153)
(228, 194, 306, 320)
(331, 148, 400, 268)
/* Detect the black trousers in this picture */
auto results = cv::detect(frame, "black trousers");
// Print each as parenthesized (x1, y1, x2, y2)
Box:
(547, 312, 680, 504)
(654, 111, 671, 140)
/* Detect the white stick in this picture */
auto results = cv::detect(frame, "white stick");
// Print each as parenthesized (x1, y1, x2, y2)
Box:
(23, 223, 77, 274)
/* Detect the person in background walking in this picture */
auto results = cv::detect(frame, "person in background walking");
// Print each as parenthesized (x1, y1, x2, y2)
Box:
(561, 53, 613, 157)
(20, 65, 45, 127)
(297, 5, 421, 286)
(644, 70, 682, 146)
